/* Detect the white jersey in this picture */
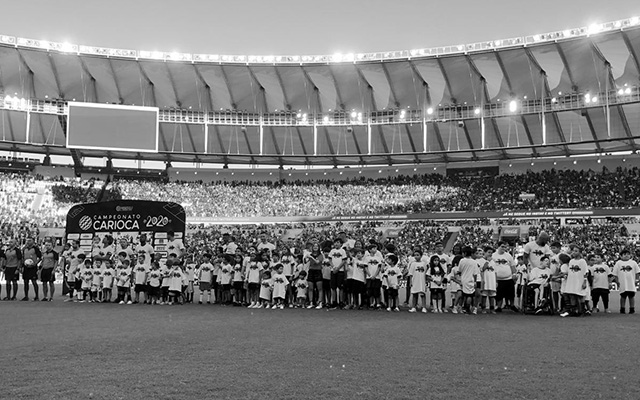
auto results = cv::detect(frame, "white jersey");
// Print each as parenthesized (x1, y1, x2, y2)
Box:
(523, 241, 551, 270)
(165, 239, 185, 259)
(612, 260, 639, 293)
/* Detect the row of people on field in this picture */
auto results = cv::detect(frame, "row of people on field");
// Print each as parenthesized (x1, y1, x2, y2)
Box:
(56, 234, 640, 316)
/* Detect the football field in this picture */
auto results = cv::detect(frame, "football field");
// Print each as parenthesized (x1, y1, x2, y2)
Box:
(0, 287, 637, 400)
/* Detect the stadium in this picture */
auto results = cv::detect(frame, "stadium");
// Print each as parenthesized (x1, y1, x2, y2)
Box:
(1, 3, 640, 399)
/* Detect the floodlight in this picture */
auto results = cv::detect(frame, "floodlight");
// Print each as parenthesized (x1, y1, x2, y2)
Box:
(591, 96, 598, 103)
(350, 111, 357, 118)
(323, 116, 329, 123)
(588, 23, 602, 34)
(474, 108, 481, 115)
(61, 42, 75, 53)
(618, 89, 625, 95)
(427, 107, 434, 115)
(400, 110, 406, 119)
(509, 100, 517, 112)
(625, 87, 631, 94)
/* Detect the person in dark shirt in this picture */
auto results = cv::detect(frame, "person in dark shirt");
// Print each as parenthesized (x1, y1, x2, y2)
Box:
(40, 240, 59, 301)
(21, 237, 42, 301)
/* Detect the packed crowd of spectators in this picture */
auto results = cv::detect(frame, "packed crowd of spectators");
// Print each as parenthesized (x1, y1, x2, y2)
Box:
(112, 167, 640, 218)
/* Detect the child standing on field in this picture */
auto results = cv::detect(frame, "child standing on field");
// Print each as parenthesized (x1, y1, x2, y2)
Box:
(295, 270, 308, 308)
(612, 249, 640, 314)
(91, 258, 103, 303)
(258, 269, 273, 309)
(589, 253, 612, 313)
(271, 264, 289, 310)
(515, 255, 527, 306)
(383, 254, 401, 312)
(116, 259, 132, 305)
(458, 246, 479, 314)
(448, 256, 463, 314)
(79, 258, 93, 302)
(246, 253, 263, 308)
(218, 255, 234, 305)
(102, 259, 115, 303)
(147, 262, 162, 305)
(560, 245, 588, 317)
(427, 255, 447, 313)
(198, 253, 214, 304)
(407, 250, 428, 313)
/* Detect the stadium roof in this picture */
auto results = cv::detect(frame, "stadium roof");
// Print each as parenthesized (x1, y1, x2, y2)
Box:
(0, 18, 640, 167)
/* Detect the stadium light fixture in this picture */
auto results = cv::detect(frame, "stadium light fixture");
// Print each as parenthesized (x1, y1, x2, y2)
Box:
(584, 93, 591, 103)
(474, 108, 481, 115)
(588, 24, 599, 35)
(591, 96, 598, 103)
(551, 97, 557, 103)
(400, 110, 406, 119)
(618, 89, 625, 95)
(427, 107, 434, 115)
(323, 116, 330, 124)
(350, 111, 357, 119)
(509, 100, 517, 112)
(625, 87, 632, 94)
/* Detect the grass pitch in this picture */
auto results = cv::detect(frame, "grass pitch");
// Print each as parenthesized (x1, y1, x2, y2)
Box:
(0, 291, 637, 400)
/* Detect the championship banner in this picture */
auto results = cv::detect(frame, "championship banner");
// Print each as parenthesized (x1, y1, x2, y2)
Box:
(65, 200, 186, 258)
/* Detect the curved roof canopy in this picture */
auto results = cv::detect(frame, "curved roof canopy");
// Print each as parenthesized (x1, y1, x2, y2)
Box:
(0, 18, 639, 166)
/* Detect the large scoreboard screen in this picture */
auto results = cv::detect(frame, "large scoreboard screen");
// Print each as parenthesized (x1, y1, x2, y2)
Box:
(66, 102, 159, 153)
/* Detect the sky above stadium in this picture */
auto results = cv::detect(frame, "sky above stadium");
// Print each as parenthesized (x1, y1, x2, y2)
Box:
(2, 0, 640, 55)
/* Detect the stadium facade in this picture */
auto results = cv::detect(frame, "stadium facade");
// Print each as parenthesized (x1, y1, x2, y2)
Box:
(0, 18, 639, 169)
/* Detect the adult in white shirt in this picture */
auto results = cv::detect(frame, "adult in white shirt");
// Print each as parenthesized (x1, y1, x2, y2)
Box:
(492, 241, 517, 312)
(523, 232, 551, 272)
(257, 234, 276, 255)
(165, 231, 185, 260)
(136, 234, 155, 266)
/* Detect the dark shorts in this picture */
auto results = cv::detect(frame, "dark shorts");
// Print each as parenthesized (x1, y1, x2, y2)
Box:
(148, 286, 160, 296)
(40, 268, 54, 283)
(387, 288, 399, 297)
(496, 279, 515, 302)
(307, 269, 323, 283)
(366, 279, 382, 297)
(344, 279, 354, 294)
(620, 291, 636, 299)
(430, 288, 445, 297)
(323, 279, 331, 290)
(134, 284, 146, 293)
(22, 267, 37, 280)
(212, 277, 218, 289)
(75, 279, 82, 290)
(248, 283, 260, 291)
(4, 267, 18, 282)
(233, 281, 244, 291)
(222, 284, 231, 292)
(199, 282, 212, 291)
(330, 272, 345, 290)
(352, 280, 366, 295)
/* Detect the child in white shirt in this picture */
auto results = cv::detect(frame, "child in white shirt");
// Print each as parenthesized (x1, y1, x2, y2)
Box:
(612, 249, 640, 314)
(383, 254, 401, 312)
(295, 270, 309, 308)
